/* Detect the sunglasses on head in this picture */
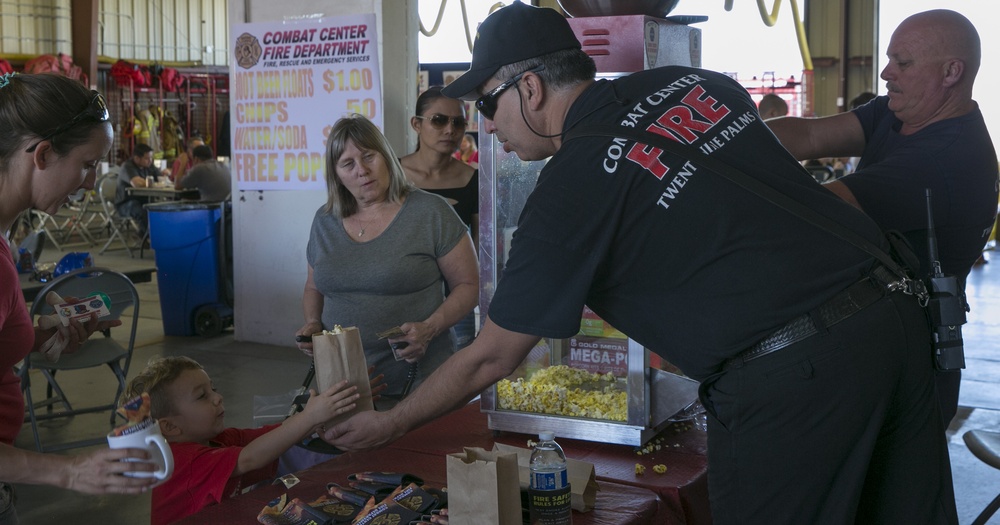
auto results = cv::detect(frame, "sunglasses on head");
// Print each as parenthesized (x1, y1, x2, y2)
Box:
(415, 114, 468, 130)
(26, 91, 111, 153)
(475, 65, 545, 121)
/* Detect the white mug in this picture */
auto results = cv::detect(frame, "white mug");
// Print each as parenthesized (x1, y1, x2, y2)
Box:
(107, 419, 174, 482)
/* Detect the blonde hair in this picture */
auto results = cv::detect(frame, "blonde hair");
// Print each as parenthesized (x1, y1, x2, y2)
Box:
(322, 113, 413, 218)
(119, 356, 204, 418)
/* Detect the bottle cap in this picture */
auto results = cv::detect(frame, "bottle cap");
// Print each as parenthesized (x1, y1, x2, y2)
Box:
(539, 431, 555, 441)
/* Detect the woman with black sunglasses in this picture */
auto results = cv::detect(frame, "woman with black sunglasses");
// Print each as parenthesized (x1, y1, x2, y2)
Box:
(0, 73, 157, 520)
(400, 87, 480, 348)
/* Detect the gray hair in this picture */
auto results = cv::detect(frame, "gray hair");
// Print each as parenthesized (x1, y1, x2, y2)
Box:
(494, 48, 596, 93)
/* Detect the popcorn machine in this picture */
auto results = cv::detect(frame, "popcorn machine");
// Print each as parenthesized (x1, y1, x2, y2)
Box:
(476, 12, 706, 446)
(477, 142, 702, 446)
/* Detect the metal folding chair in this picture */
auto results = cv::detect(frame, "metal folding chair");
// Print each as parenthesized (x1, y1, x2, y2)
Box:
(55, 190, 99, 247)
(19, 267, 140, 452)
(27, 210, 66, 251)
(96, 171, 136, 257)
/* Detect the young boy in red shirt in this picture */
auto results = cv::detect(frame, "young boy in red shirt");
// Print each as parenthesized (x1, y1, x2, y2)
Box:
(121, 356, 362, 525)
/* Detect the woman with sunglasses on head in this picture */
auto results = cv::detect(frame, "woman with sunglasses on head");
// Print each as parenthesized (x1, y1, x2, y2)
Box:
(400, 87, 480, 348)
(0, 73, 157, 522)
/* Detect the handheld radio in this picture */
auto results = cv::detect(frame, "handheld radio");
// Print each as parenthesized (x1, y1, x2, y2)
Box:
(925, 188, 968, 370)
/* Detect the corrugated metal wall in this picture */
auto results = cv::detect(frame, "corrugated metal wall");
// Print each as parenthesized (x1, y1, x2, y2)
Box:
(0, 2, 72, 56)
(806, 0, 877, 117)
(0, 0, 230, 66)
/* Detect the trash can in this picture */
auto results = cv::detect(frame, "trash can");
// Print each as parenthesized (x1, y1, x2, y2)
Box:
(146, 201, 233, 336)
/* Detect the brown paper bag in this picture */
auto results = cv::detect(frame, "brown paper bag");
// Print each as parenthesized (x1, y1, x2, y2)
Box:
(311, 327, 374, 427)
(446, 447, 522, 525)
(493, 442, 599, 512)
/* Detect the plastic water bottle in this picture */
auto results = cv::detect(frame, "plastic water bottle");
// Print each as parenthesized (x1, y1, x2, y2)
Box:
(529, 431, 572, 524)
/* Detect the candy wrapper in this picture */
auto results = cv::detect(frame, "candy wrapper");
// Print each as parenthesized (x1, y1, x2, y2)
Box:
(307, 494, 362, 523)
(388, 482, 440, 514)
(347, 472, 423, 486)
(351, 501, 421, 525)
(258, 492, 367, 525)
(258, 494, 336, 525)
(261, 473, 444, 525)
(347, 480, 395, 498)
(112, 393, 154, 437)
(326, 483, 371, 507)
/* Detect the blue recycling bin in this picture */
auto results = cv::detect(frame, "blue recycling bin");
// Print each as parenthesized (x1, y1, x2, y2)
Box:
(146, 201, 232, 336)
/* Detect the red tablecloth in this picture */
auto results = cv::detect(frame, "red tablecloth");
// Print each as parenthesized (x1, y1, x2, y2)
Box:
(173, 448, 664, 524)
(174, 401, 711, 524)
(395, 401, 712, 524)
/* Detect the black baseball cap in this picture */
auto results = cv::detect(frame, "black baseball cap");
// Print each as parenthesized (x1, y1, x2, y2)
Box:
(441, 1, 581, 100)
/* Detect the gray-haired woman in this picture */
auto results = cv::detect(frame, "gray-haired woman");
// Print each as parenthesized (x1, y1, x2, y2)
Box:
(295, 114, 478, 407)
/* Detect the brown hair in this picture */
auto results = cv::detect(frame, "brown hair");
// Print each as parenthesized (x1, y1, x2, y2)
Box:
(0, 73, 103, 172)
(119, 356, 204, 419)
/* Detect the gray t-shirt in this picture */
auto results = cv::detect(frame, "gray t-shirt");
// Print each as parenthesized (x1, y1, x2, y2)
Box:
(116, 158, 161, 205)
(306, 190, 468, 400)
(181, 161, 232, 202)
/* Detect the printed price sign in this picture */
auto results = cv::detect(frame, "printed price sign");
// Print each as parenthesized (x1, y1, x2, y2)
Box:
(229, 14, 383, 191)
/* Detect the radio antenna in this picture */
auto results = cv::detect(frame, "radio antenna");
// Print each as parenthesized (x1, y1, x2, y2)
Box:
(926, 188, 943, 277)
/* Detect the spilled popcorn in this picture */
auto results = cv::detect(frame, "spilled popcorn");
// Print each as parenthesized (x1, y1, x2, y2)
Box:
(634, 464, 646, 476)
(653, 464, 667, 474)
(636, 436, 668, 455)
(497, 365, 627, 421)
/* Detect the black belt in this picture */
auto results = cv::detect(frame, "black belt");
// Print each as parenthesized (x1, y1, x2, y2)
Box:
(724, 265, 901, 370)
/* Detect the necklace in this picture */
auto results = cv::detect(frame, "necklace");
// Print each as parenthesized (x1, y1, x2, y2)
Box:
(356, 208, 383, 237)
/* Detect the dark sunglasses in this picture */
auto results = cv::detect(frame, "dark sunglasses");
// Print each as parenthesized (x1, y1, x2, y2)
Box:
(26, 91, 111, 153)
(415, 114, 468, 130)
(475, 65, 545, 121)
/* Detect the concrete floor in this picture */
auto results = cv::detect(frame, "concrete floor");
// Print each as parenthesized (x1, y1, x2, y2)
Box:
(11, 240, 1000, 524)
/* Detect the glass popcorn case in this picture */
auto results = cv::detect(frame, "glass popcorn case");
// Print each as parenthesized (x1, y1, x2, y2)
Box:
(477, 127, 699, 447)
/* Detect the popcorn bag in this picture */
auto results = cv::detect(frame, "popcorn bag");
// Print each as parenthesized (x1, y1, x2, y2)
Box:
(311, 326, 374, 427)
(446, 447, 521, 525)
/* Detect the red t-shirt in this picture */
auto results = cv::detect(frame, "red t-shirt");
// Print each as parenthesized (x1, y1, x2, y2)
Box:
(152, 425, 280, 525)
(0, 240, 34, 445)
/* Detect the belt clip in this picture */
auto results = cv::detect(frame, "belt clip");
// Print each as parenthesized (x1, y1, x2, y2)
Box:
(893, 278, 929, 306)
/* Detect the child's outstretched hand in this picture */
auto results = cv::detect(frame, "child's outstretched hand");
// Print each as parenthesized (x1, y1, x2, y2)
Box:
(302, 380, 359, 428)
